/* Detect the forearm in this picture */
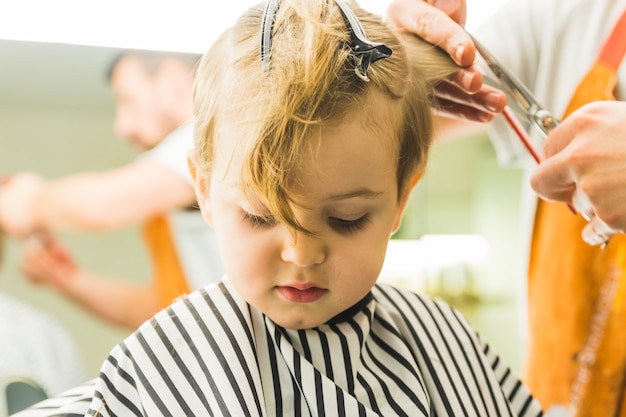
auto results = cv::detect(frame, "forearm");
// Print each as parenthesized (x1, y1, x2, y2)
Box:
(31, 172, 154, 232)
(56, 270, 160, 329)
(27, 162, 195, 233)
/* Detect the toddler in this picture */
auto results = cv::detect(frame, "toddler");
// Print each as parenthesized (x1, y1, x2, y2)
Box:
(17, 0, 544, 415)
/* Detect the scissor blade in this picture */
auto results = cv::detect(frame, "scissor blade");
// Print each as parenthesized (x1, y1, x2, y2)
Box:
(468, 33, 559, 137)
(468, 34, 539, 113)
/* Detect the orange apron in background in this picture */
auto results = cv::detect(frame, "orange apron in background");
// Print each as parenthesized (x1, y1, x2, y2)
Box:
(143, 214, 191, 309)
(525, 10, 626, 417)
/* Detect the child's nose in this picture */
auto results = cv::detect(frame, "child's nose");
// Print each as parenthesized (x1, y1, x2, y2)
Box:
(281, 232, 326, 267)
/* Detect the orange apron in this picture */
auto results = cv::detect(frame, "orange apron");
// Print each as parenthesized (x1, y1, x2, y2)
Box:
(142, 214, 191, 309)
(525, 10, 626, 417)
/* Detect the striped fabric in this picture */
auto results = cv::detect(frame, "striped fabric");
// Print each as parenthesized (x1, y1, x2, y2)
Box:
(16, 280, 544, 416)
(12, 380, 98, 417)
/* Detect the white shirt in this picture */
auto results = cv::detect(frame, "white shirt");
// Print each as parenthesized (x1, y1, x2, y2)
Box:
(139, 120, 224, 289)
(476, 0, 626, 345)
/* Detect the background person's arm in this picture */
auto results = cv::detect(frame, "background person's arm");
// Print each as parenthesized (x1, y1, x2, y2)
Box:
(0, 159, 196, 236)
(20, 233, 159, 329)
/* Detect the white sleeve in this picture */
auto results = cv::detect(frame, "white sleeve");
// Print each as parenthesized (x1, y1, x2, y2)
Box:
(137, 121, 195, 185)
(475, 0, 548, 168)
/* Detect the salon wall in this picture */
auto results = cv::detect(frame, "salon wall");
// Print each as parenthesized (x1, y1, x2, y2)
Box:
(408, 135, 527, 373)
(0, 40, 147, 377)
(0, 39, 527, 378)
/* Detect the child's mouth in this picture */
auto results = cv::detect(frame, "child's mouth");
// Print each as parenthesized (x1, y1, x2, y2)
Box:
(277, 286, 328, 303)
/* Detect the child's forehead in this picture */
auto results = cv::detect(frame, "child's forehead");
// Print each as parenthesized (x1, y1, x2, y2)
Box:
(216, 92, 401, 173)
(212, 88, 402, 186)
(218, 86, 401, 140)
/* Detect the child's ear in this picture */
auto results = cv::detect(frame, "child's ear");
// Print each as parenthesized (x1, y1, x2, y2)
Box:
(187, 151, 213, 226)
(391, 170, 423, 234)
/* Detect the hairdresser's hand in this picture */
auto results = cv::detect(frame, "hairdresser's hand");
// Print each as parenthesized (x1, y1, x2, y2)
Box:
(0, 171, 44, 237)
(531, 101, 626, 245)
(387, 0, 506, 121)
(20, 231, 78, 290)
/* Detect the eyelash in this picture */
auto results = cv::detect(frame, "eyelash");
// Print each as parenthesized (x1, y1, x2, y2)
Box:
(329, 215, 370, 234)
(242, 211, 370, 234)
(243, 212, 276, 229)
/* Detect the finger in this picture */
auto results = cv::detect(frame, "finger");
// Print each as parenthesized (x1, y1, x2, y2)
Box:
(30, 229, 54, 246)
(20, 249, 48, 280)
(541, 112, 580, 159)
(40, 234, 72, 262)
(387, 0, 474, 66)
(23, 233, 45, 252)
(571, 187, 595, 222)
(582, 217, 617, 246)
(434, 98, 495, 122)
(435, 78, 507, 113)
(446, 67, 483, 93)
(530, 150, 578, 202)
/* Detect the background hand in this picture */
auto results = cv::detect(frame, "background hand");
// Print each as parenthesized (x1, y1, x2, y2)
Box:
(0, 171, 45, 237)
(20, 231, 78, 289)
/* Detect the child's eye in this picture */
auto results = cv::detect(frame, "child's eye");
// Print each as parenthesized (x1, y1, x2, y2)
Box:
(243, 211, 276, 229)
(328, 215, 369, 234)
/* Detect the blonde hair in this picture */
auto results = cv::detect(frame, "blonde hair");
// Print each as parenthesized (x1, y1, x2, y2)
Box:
(193, 0, 458, 232)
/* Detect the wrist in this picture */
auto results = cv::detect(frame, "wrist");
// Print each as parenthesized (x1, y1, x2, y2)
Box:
(53, 266, 81, 294)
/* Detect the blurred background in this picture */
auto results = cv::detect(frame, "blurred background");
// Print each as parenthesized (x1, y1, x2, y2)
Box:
(0, 0, 522, 379)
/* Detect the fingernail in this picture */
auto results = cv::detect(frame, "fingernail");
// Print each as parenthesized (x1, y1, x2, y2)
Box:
(485, 92, 502, 112)
(455, 45, 465, 63)
(461, 70, 474, 90)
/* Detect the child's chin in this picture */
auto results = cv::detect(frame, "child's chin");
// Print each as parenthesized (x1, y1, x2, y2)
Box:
(269, 313, 326, 330)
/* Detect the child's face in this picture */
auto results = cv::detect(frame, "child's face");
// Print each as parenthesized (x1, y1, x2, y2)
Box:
(195, 96, 410, 329)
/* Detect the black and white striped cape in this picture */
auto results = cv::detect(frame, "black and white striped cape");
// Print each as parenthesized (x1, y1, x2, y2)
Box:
(16, 279, 544, 416)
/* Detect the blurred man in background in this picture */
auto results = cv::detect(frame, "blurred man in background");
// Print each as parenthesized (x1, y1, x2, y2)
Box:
(0, 50, 223, 329)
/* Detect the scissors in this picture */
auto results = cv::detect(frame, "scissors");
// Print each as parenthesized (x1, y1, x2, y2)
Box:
(468, 33, 560, 163)
(468, 33, 585, 219)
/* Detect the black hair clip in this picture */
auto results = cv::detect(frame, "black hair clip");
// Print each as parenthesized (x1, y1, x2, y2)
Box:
(260, 0, 392, 81)
(334, 0, 392, 81)
(260, 0, 280, 74)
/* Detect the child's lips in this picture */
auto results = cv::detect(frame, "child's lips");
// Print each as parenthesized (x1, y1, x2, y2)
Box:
(277, 285, 328, 303)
